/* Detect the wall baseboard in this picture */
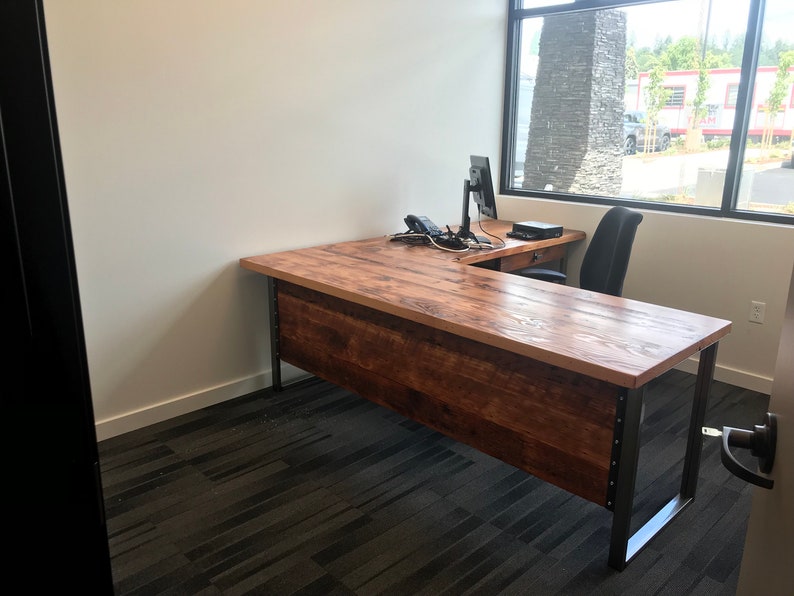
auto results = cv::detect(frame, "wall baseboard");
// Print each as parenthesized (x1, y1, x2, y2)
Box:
(94, 365, 309, 441)
(96, 360, 771, 441)
(675, 358, 773, 395)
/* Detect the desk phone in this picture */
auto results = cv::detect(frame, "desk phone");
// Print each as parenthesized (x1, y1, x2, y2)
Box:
(404, 214, 444, 237)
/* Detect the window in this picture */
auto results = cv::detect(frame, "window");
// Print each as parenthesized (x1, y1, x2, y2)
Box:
(664, 86, 686, 107)
(503, 0, 794, 223)
(726, 83, 740, 108)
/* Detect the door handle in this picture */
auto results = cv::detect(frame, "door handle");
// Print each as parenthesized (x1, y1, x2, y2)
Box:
(702, 412, 777, 490)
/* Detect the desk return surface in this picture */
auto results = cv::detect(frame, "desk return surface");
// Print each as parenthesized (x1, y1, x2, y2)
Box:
(239, 228, 730, 508)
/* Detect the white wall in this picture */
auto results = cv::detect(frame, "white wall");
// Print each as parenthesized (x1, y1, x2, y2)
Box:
(43, 0, 507, 439)
(43, 1, 793, 440)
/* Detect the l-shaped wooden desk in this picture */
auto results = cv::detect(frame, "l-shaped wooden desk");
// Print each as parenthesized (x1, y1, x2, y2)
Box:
(239, 219, 731, 570)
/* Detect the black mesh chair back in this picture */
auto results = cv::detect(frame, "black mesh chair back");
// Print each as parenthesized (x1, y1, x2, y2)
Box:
(579, 206, 643, 296)
(513, 206, 643, 297)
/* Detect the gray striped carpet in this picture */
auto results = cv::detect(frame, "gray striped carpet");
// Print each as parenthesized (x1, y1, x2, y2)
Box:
(99, 369, 768, 595)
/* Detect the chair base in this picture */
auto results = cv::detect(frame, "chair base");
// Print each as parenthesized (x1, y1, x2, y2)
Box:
(516, 268, 567, 283)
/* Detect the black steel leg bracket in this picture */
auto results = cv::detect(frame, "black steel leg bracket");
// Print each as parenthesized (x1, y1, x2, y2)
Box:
(267, 277, 283, 392)
(607, 342, 719, 571)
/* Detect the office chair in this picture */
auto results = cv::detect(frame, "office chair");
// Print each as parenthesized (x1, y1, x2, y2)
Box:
(515, 206, 643, 297)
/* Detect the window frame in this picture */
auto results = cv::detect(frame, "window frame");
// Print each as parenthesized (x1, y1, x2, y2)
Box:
(500, 0, 793, 225)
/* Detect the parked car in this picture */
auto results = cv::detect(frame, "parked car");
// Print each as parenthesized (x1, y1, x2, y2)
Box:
(624, 111, 671, 155)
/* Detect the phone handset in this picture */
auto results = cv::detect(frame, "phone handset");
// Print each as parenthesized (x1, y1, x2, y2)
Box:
(404, 214, 444, 237)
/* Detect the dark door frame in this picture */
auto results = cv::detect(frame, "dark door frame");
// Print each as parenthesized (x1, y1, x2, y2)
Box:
(1, 1, 113, 591)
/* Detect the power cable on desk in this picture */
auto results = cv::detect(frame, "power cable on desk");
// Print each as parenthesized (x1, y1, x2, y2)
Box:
(388, 232, 430, 246)
(389, 230, 470, 253)
(477, 220, 506, 248)
(429, 231, 470, 252)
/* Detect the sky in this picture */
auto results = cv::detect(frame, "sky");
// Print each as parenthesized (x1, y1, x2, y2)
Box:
(519, 0, 794, 74)
(522, 0, 794, 45)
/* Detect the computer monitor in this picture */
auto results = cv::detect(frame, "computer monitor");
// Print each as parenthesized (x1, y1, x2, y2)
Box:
(459, 155, 498, 243)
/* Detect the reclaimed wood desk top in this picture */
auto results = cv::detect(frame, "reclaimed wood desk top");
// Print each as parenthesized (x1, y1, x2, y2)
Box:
(240, 221, 731, 389)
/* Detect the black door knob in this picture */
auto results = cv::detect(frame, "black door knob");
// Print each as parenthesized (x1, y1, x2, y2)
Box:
(715, 412, 777, 490)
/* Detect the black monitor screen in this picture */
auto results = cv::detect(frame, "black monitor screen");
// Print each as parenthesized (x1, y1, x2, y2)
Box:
(469, 155, 498, 220)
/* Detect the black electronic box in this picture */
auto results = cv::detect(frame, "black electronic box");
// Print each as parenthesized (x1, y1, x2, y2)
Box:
(511, 220, 563, 239)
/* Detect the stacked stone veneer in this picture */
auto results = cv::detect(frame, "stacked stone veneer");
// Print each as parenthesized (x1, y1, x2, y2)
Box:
(523, 10, 627, 196)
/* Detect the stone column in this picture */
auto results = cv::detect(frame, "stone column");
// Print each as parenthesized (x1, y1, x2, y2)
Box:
(523, 10, 627, 196)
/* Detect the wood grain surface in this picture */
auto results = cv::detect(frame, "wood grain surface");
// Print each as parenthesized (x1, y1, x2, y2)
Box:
(240, 225, 731, 389)
(277, 281, 619, 505)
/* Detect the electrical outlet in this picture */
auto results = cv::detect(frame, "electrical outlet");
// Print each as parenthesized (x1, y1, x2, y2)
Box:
(749, 300, 766, 324)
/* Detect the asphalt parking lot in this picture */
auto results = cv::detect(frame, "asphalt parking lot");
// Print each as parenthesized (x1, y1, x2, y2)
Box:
(621, 149, 793, 207)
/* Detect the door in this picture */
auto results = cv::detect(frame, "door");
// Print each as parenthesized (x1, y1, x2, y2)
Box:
(1, 0, 113, 591)
(736, 263, 794, 594)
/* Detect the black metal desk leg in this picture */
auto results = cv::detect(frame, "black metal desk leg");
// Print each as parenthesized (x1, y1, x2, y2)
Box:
(267, 276, 283, 392)
(608, 342, 720, 570)
(608, 387, 645, 570)
(681, 342, 718, 498)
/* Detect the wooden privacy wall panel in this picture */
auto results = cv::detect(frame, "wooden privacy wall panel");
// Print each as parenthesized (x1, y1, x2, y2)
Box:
(277, 281, 620, 505)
